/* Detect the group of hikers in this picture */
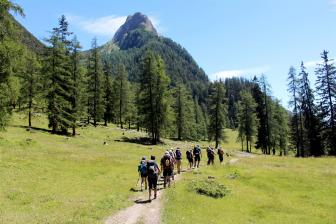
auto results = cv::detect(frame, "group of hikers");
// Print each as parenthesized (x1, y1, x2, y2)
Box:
(137, 145, 226, 201)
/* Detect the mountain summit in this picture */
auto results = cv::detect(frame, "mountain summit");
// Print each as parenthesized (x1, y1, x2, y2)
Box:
(113, 12, 158, 43)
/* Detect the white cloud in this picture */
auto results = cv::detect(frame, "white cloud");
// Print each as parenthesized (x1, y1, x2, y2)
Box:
(304, 60, 322, 68)
(67, 14, 164, 37)
(67, 14, 127, 37)
(210, 65, 271, 80)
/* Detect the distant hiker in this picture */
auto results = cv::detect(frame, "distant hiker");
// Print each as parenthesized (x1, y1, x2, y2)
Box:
(186, 149, 194, 169)
(138, 157, 148, 191)
(207, 146, 215, 165)
(193, 145, 202, 168)
(175, 147, 182, 174)
(161, 152, 173, 188)
(169, 149, 176, 180)
(218, 147, 224, 163)
(147, 155, 160, 201)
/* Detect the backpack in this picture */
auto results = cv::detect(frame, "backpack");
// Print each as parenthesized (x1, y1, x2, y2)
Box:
(218, 148, 224, 155)
(176, 149, 182, 160)
(139, 162, 147, 176)
(194, 147, 200, 156)
(164, 156, 171, 168)
(147, 161, 158, 176)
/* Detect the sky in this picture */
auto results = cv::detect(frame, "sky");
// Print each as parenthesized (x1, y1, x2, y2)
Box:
(13, 0, 336, 107)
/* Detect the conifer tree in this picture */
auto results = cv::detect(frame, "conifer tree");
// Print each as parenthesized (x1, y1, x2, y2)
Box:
(208, 80, 227, 148)
(87, 37, 104, 127)
(45, 15, 73, 134)
(139, 51, 170, 144)
(102, 61, 114, 126)
(287, 66, 303, 156)
(0, 0, 24, 130)
(193, 96, 208, 140)
(20, 51, 42, 128)
(173, 83, 195, 140)
(315, 50, 336, 155)
(299, 62, 323, 156)
(273, 100, 289, 156)
(113, 64, 129, 129)
(69, 36, 85, 135)
(237, 89, 258, 152)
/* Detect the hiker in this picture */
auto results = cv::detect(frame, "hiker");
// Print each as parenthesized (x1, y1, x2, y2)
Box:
(207, 146, 215, 165)
(186, 148, 194, 169)
(138, 156, 147, 191)
(147, 155, 160, 201)
(175, 147, 182, 174)
(161, 151, 173, 188)
(169, 149, 176, 180)
(218, 147, 224, 163)
(193, 145, 202, 168)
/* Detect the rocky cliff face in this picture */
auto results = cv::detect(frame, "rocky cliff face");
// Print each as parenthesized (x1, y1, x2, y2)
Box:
(112, 12, 158, 43)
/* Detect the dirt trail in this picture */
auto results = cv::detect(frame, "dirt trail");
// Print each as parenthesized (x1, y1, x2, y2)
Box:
(105, 173, 183, 224)
(229, 151, 256, 164)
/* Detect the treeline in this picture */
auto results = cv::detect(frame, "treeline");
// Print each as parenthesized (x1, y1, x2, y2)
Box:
(288, 51, 336, 156)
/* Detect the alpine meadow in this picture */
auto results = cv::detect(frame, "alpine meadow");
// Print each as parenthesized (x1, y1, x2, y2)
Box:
(1, 0, 336, 223)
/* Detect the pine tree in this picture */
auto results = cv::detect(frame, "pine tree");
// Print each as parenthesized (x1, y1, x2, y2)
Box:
(45, 15, 73, 134)
(299, 62, 323, 156)
(87, 37, 104, 127)
(20, 51, 42, 128)
(287, 66, 303, 156)
(0, 0, 24, 130)
(139, 51, 170, 144)
(113, 64, 129, 129)
(315, 50, 336, 155)
(273, 100, 289, 156)
(237, 89, 258, 152)
(208, 80, 227, 148)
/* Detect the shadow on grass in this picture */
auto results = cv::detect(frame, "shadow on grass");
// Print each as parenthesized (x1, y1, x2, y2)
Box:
(118, 136, 164, 146)
(12, 125, 51, 134)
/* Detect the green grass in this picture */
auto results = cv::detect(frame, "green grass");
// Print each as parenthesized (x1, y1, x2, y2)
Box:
(163, 156, 336, 224)
(0, 114, 196, 223)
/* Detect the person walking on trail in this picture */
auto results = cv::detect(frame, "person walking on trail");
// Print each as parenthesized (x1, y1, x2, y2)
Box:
(138, 156, 148, 191)
(169, 149, 176, 180)
(147, 155, 160, 201)
(217, 147, 224, 164)
(186, 149, 194, 169)
(193, 145, 202, 168)
(175, 147, 182, 174)
(161, 152, 173, 188)
(207, 146, 215, 165)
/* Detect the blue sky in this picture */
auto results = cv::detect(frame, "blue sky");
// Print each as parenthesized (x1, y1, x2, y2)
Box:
(13, 0, 336, 107)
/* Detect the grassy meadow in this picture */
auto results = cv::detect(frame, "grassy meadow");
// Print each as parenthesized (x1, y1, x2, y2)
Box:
(0, 114, 196, 223)
(1, 114, 335, 224)
(163, 156, 336, 224)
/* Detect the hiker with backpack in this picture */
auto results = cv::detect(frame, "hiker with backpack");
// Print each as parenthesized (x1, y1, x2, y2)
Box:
(147, 155, 160, 201)
(207, 146, 215, 165)
(161, 152, 173, 188)
(169, 149, 176, 180)
(217, 147, 224, 164)
(175, 147, 182, 174)
(186, 148, 194, 169)
(193, 145, 202, 168)
(138, 156, 148, 191)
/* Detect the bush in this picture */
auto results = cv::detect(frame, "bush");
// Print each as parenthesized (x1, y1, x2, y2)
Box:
(189, 179, 229, 198)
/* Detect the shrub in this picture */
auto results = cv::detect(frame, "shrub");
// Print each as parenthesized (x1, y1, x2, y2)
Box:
(189, 179, 229, 198)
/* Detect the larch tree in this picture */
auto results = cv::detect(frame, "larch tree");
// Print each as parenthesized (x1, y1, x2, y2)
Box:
(0, 0, 24, 130)
(113, 64, 129, 129)
(208, 80, 227, 148)
(237, 89, 258, 153)
(87, 37, 104, 127)
(315, 50, 336, 155)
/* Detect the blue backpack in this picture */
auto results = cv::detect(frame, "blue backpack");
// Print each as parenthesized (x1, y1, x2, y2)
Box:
(139, 162, 147, 176)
